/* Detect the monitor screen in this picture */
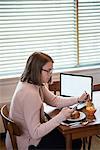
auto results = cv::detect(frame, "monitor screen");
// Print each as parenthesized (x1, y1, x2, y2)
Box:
(60, 73, 93, 100)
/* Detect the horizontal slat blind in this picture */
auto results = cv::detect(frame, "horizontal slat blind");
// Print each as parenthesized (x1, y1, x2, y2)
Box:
(1, 0, 100, 78)
(0, 0, 76, 77)
(78, 0, 100, 65)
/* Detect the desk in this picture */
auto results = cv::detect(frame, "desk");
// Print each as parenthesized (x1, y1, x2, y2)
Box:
(44, 92, 100, 150)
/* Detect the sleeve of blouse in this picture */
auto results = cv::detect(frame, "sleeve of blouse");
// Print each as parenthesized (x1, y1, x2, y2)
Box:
(23, 89, 65, 140)
(43, 85, 78, 108)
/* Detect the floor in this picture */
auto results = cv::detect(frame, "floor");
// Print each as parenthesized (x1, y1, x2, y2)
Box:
(0, 133, 100, 150)
(0, 133, 6, 150)
(81, 135, 100, 150)
(91, 135, 100, 150)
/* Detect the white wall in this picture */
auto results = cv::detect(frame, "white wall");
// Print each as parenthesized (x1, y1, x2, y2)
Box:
(0, 67, 100, 105)
(0, 77, 18, 133)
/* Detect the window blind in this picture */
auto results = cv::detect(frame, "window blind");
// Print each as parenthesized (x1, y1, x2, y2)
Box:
(78, 0, 100, 66)
(0, 0, 76, 78)
(0, 0, 100, 78)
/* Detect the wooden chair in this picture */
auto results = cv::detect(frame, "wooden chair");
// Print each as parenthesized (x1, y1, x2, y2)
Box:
(49, 81, 60, 95)
(49, 81, 93, 150)
(0, 104, 22, 150)
(93, 84, 100, 91)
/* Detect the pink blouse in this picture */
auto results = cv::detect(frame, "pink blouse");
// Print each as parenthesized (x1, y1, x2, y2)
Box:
(6, 81, 77, 150)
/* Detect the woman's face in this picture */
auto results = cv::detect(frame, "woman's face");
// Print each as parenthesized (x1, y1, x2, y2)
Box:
(41, 61, 53, 83)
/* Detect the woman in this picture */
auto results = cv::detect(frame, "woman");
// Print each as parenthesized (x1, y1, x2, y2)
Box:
(6, 52, 89, 150)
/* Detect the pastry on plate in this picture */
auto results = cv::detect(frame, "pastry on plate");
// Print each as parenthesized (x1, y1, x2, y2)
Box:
(71, 111, 80, 119)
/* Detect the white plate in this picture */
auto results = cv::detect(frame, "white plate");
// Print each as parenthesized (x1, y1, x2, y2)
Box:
(77, 103, 86, 110)
(67, 111, 86, 122)
(70, 102, 86, 110)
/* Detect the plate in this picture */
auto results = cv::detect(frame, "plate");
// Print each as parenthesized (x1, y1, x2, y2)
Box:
(77, 103, 86, 110)
(70, 102, 86, 110)
(67, 111, 86, 122)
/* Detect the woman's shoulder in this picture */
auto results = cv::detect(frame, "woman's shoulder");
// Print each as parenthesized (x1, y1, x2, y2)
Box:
(17, 81, 39, 94)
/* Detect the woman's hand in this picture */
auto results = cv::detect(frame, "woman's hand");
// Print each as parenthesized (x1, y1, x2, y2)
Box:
(78, 91, 90, 103)
(58, 107, 74, 121)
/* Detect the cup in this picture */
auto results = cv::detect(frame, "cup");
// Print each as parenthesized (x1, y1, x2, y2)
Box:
(86, 106, 96, 116)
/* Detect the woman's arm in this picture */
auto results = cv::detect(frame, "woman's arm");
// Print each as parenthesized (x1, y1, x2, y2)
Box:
(43, 85, 78, 108)
(43, 85, 89, 109)
(23, 89, 71, 140)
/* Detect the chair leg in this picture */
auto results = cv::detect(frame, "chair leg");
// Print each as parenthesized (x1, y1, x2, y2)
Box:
(88, 136, 92, 150)
(83, 137, 86, 150)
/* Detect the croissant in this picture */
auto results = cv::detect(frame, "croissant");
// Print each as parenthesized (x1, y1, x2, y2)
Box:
(71, 111, 80, 119)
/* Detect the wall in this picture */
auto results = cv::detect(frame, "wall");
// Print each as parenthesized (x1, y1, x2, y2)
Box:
(0, 67, 100, 105)
(0, 77, 18, 133)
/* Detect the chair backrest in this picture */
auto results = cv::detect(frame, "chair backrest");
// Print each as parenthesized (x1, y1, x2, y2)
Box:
(49, 81, 100, 94)
(49, 81, 60, 94)
(1, 104, 22, 150)
(93, 84, 100, 91)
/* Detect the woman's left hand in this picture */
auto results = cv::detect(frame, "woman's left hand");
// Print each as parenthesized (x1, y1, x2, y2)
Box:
(78, 91, 90, 103)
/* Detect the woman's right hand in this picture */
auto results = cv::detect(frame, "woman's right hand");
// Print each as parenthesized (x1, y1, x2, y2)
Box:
(58, 107, 74, 121)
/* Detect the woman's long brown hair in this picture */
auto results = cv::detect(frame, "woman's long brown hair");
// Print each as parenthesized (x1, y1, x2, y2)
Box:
(20, 52, 54, 85)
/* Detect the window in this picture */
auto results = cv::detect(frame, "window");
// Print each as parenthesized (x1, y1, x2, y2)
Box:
(0, 0, 100, 78)
(78, 0, 100, 65)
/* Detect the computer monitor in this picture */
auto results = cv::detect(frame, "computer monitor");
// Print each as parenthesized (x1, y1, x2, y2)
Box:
(60, 73, 93, 100)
